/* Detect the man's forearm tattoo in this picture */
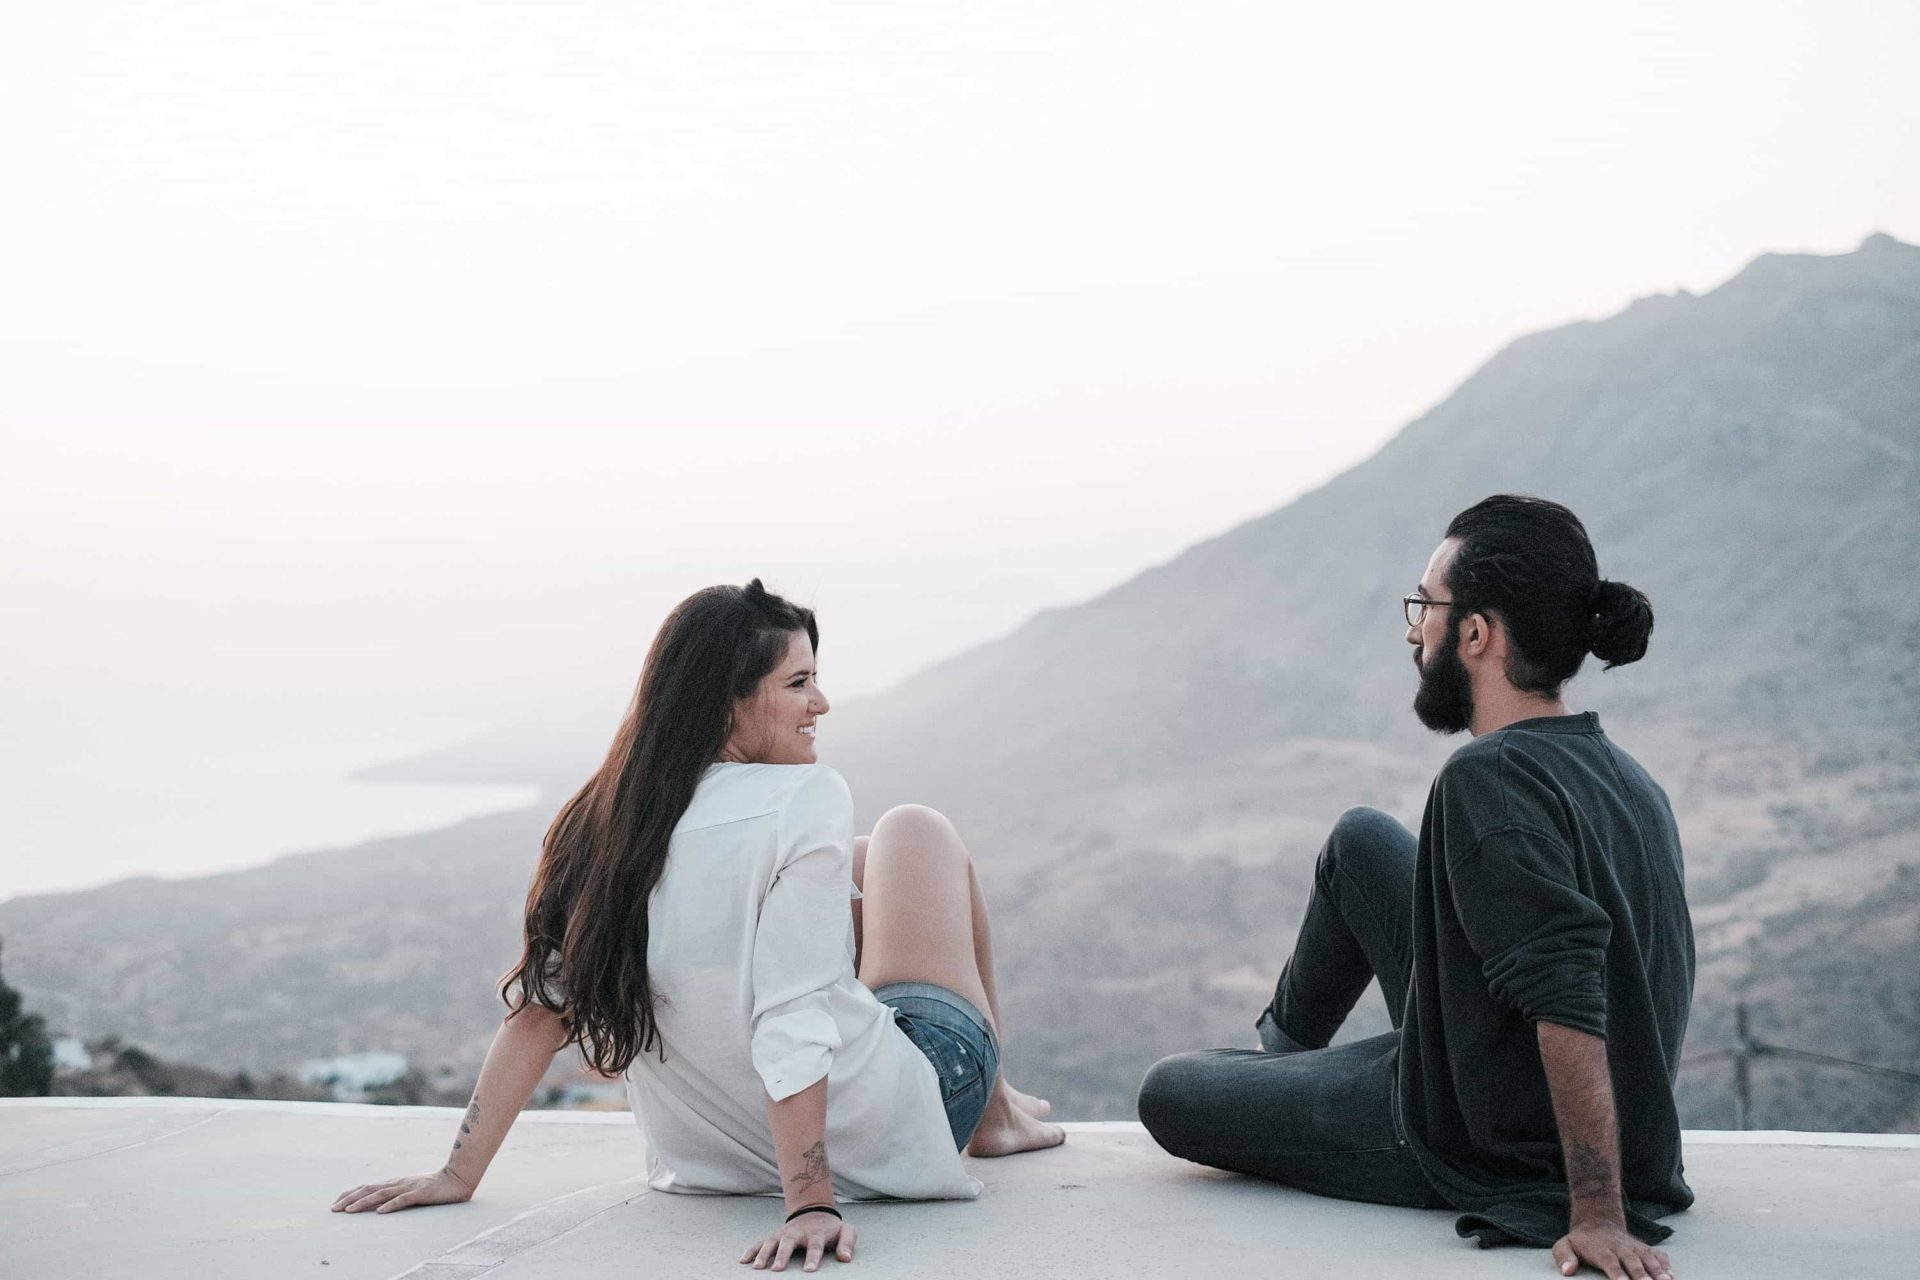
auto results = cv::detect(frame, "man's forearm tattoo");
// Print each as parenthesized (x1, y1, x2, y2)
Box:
(1566, 1135, 1617, 1200)
(452, 1099, 480, 1152)
(789, 1140, 828, 1189)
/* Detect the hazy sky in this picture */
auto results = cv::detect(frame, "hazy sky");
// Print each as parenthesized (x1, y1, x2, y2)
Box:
(3, 2, 1917, 899)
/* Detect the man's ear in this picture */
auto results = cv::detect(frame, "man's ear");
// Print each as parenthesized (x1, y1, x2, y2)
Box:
(1461, 611, 1493, 658)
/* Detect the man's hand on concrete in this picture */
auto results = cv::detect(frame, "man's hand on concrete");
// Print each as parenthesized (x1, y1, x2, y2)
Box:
(1553, 1219, 1674, 1280)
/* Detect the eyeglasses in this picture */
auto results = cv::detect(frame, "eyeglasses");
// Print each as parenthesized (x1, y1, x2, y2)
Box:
(1402, 594, 1453, 627)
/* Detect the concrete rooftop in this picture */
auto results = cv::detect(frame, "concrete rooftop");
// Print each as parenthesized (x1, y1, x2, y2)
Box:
(2, 1098, 1916, 1279)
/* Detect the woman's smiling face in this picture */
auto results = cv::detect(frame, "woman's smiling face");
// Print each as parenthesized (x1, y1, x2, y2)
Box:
(721, 629, 828, 765)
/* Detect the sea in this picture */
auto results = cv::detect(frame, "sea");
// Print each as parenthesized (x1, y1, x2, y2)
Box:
(0, 712, 540, 904)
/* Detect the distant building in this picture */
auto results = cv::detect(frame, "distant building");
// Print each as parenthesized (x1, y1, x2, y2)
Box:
(52, 1037, 92, 1071)
(297, 1052, 409, 1102)
(541, 1060, 630, 1111)
(547, 1077, 630, 1110)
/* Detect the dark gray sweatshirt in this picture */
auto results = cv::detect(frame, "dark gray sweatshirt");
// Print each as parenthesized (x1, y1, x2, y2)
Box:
(1397, 712, 1696, 1247)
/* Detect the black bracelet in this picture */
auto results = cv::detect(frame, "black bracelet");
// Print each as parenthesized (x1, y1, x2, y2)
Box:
(785, 1204, 842, 1223)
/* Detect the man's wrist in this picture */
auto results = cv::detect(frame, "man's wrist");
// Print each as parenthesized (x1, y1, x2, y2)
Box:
(1567, 1196, 1626, 1228)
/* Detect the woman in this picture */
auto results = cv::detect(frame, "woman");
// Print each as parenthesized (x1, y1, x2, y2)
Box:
(331, 580, 1063, 1271)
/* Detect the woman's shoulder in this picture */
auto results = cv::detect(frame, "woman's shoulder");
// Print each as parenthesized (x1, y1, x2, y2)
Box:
(786, 761, 850, 804)
(773, 764, 853, 833)
(690, 762, 852, 826)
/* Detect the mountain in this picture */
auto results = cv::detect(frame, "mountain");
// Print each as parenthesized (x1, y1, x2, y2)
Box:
(6, 233, 1917, 1128)
(831, 231, 1920, 818)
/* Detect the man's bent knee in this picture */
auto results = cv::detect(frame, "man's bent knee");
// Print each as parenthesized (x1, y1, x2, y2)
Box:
(1319, 805, 1402, 877)
(1136, 1054, 1211, 1157)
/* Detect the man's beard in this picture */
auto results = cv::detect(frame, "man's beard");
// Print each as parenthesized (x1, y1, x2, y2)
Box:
(1413, 625, 1474, 734)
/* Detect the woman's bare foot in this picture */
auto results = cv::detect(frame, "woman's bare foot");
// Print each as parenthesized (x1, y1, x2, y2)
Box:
(1004, 1083, 1052, 1120)
(965, 1093, 1065, 1157)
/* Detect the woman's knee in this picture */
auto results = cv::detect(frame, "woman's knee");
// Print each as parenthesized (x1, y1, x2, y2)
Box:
(869, 804, 966, 866)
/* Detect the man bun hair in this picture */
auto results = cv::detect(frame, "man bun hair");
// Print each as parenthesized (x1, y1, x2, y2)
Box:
(1443, 494, 1652, 696)
(1587, 579, 1654, 670)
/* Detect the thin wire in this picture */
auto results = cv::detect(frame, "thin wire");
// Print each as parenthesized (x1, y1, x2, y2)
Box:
(1754, 1045, 1920, 1086)
(1678, 1048, 1736, 1067)
(1678, 1043, 1920, 1085)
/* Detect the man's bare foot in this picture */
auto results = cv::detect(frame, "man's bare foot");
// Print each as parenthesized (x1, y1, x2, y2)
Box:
(965, 1099, 1065, 1157)
(1005, 1084, 1052, 1120)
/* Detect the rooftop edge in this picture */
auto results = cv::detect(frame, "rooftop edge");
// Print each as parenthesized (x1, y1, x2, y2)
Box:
(5, 1095, 1917, 1147)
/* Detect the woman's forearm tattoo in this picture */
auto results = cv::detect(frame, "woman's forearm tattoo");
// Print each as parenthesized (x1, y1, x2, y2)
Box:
(789, 1140, 828, 1189)
(452, 1099, 480, 1152)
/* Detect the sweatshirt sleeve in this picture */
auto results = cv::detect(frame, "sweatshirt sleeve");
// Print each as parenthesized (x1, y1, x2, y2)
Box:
(1447, 826, 1612, 1038)
(749, 766, 858, 1101)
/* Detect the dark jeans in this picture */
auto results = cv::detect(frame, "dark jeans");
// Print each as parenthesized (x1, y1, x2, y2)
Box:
(1137, 806, 1448, 1209)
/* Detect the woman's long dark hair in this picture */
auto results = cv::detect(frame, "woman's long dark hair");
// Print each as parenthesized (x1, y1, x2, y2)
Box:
(499, 579, 817, 1075)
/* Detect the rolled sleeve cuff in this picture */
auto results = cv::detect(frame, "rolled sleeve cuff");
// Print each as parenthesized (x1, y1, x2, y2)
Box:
(1493, 959, 1608, 1039)
(751, 1009, 841, 1101)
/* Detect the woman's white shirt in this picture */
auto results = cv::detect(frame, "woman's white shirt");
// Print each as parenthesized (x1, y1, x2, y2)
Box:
(618, 761, 980, 1200)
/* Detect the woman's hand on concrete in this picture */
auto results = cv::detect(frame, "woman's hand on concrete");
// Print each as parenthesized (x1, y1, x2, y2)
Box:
(739, 1209, 856, 1272)
(331, 1166, 474, 1214)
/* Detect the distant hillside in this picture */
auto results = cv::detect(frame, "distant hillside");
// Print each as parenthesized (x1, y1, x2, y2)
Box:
(1, 810, 550, 1076)
(828, 231, 1920, 822)
(6, 234, 1917, 1128)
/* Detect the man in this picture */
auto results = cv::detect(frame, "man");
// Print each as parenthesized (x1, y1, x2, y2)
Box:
(1138, 495, 1694, 1280)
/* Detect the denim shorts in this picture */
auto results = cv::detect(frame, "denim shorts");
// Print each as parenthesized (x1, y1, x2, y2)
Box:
(872, 980, 1000, 1151)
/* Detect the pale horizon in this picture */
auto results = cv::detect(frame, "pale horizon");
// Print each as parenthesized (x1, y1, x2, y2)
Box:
(4, 2, 1917, 901)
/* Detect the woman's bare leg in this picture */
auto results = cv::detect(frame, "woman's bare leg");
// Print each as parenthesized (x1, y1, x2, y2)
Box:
(965, 861, 1051, 1120)
(857, 804, 1063, 1156)
(852, 836, 868, 973)
(859, 831, 1043, 1118)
